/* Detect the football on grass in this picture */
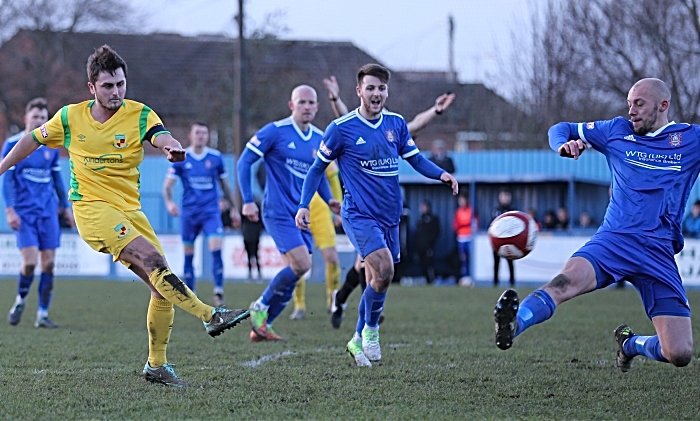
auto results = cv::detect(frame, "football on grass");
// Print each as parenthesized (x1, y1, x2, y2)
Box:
(488, 210, 538, 260)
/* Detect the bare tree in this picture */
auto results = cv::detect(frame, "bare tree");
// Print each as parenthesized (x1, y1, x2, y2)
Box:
(509, 0, 700, 141)
(0, 0, 140, 135)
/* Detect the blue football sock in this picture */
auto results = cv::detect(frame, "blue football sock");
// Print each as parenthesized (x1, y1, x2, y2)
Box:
(355, 295, 366, 336)
(625, 335, 668, 363)
(267, 281, 296, 324)
(211, 249, 224, 290)
(363, 285, 386, 329)
(261, 266, 297, 307)
(515, 289, 556, 337)
(17, 272, 34, 299)
(37, 272, 54, 312)
(183, 254, 195, 291)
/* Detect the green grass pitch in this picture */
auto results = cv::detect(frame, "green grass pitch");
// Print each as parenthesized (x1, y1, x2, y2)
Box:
(1, 279, 699, 420)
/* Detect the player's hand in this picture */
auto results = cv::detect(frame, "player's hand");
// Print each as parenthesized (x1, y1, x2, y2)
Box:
(558, 139, 586, 159)
(5, 207, 20, 231)
(435, 92, 456, 113)
(62, 208, 76, 228)
(164, 146, 186, 162)
(333, 214, 342, 227)
(328, 199, 341, 215)
(440, 172, 459, 195)
(166, 201, 179, 217)
(242, 202, 259, 222)
(295, 208, 311, 231)
(323, 75, 340, 99)
(230, 208, 241, 229)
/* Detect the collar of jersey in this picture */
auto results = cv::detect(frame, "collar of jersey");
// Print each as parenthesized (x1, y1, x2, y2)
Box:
(354, 108, 384, 129)
(186, 146, 210, 160)
(643, 121, 676, 137)
(289, 117, 313, 141)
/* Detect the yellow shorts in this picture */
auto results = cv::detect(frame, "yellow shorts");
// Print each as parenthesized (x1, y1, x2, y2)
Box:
(72, 200, 164, 265)
(309, 193, 336, 250)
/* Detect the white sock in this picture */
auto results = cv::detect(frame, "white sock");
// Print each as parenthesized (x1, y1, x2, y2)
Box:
(14, 295, 25, 306)
(36, 309, 48, 320)
(213, 287, 224, 295)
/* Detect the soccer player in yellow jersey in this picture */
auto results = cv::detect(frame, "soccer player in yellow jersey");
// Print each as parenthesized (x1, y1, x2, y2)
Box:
(0, 45, 249, 387)
(289, 161, 343, 319)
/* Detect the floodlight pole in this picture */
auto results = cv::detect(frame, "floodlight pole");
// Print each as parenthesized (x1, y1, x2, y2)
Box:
(233, 0, 247, 157)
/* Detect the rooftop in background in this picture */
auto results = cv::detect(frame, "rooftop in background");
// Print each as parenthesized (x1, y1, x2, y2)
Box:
(0, 30, 539, 152)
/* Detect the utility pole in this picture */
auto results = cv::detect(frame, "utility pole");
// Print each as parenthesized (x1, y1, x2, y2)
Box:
(233, 0, 247, 157)
(448, 14, 456, 83)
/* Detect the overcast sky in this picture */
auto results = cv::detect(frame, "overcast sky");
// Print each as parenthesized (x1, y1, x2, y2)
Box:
(135, 0, 531, 91)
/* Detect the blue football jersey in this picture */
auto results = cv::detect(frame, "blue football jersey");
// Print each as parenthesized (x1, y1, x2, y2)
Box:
(2, 132, 64, 218)
(577, 117, 700, 250)
(168, 146, 227, 215)
(318, 109, 419, 227)
(246, 117, 324, 219)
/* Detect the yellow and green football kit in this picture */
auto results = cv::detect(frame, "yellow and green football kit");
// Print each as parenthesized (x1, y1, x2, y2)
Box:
(32, 99, 214, 366)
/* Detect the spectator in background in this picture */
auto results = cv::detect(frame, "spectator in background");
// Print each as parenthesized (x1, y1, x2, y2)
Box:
(492, 190, 515, 286)
(555, 206, 570, 230)
(241, 202, 264, 280)
(453, 194, 476, 286)
(542, 210, 558, 230)
(578, 210, 594, 228)
(526, 208, 541, 230)
(428, 139, 455, 174)
(682, 200, 700, 238)
(414, 200, 440, 284)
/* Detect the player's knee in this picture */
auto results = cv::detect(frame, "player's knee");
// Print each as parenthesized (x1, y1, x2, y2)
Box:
(666, 349, 693, 367)
(41, 259, 55, 273)
(143, 251, 166, 272)
(22, 264, 36, 276)
(291, 260, 312, 277)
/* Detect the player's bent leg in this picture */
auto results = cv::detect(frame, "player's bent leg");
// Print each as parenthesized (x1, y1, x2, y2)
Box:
(494, 256, 597, 350)
(359, 249, 393, 362)
(208, 236, 225, 306)
(653, 315, 692, 366)
(122, 236, 249, 337)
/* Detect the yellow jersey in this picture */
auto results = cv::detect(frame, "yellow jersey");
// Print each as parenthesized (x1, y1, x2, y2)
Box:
(32, 99, 169, 211)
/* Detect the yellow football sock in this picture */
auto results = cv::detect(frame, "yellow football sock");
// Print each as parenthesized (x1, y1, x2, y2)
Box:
(293, 276, 306, 311)
(149, 268, 214, 322)
(326, 262, 341, 308)
(147, 296, 174, 368)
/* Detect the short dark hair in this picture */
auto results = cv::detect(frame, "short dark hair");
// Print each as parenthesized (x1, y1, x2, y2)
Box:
(190, 121, 209, 130)
(86, 45, 128, 84)
(25, 97, 48, 114)
(357, 63, 390, 86)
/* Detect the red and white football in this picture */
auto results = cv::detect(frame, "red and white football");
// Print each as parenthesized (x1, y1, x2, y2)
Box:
(488, 210, 538, 260)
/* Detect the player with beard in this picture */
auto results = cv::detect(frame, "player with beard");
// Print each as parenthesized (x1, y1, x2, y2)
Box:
(297, 64, 458, 366)
(238, 85, 340, 342)
(494, 78, 697, 373)
(0, 45, 250, 387)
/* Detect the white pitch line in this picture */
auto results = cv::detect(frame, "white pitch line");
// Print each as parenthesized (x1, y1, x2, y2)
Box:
(240, 350, 296, 368)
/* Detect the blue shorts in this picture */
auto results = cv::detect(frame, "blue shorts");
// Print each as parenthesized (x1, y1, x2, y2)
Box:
(16, 214, 61, 250)
(573, 231, 690, 318)
(181, 209, 223, 245)
(342, 212, 400, 263)
(263, 214, 312, 254)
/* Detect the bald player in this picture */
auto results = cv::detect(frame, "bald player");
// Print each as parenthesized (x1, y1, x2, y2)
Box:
(237, 85, 340, 342)
(494, 78, 697, 373)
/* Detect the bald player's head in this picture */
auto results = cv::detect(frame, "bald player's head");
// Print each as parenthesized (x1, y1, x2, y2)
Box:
(289, 85, 319, 126)
(627, 78, 671, 135)
(630, 78, 671, 103)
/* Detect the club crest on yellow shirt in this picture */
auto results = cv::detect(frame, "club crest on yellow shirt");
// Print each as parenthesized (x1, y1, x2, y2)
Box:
(114, 223, 130, 239)
(114, 134, 127, 149)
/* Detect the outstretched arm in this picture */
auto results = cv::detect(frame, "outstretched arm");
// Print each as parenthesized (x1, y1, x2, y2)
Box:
(0, 133, 40, 177)
(407, 93, 456, 136)
(406, 153, 459, 195)
(323, 75, 350, 117)
(549, 122, 586, 159)
(152, 133, 186, 162)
